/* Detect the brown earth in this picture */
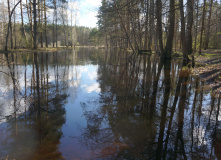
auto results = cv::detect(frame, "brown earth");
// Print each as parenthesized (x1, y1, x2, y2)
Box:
(192, 50, 221, 94)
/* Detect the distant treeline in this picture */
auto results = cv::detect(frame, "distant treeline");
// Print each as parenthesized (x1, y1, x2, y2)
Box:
(0, 0, 98, 50)
(1, 23, 92, 48)
(95, 0, 221, 61)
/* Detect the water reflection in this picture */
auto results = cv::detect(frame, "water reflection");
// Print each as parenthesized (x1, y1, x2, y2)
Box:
(0, 52, 69, 159)
(0, 48, 220, 159)
(79, 50, 220, 159)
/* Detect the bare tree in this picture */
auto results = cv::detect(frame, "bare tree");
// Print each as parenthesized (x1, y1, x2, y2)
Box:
(5, 0, 21, 51)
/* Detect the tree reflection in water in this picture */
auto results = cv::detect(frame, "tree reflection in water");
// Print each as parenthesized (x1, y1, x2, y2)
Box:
(78, 50, 221, 159)
(0, 49, 221, 159)
(0, 52, 69, 160)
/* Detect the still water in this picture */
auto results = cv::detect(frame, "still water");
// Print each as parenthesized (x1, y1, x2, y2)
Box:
(0, 48, 220, 159)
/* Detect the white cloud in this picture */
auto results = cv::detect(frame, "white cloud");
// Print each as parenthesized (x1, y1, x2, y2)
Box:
(88, 71, 97, 81)
(81, 0, 101, 8)
(78, 0, 102, 27)
(78, 12, 97, 28)
(85, 83, 100, 93)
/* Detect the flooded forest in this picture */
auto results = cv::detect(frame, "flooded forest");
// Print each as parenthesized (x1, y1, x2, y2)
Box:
(0, 0, 221, 159)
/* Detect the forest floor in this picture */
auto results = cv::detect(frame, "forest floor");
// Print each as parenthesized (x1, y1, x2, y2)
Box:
(192, 49, 221, 94)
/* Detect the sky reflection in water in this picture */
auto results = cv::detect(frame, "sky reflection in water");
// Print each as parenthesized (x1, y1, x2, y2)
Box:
(0, 48, 220, 159)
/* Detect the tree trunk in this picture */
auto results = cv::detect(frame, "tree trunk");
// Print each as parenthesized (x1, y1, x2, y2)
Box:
(26, 0, 34, 47)
(53, 11, 55, 48)
(144, 0, 149, 50)
(179, 0, 188, 62)
(38, 0, 43, 48)
(20, 0, 28, 47)
(5, 0, 21, 51)
(186, 0, 193, 55)
(149, 0, 154, 51)
(44, 0, 48, 47)
(33, 0, 37, 49)
(71, 2, 73, 48)
(156, 0, 164, 54)
(165, 0, 175, 59)
(14, 0, 16, 49)
(7, 0, 13, 49)
(199, 0, 206, 55)
(194, 0, 199, 52)
(55, 0, 58, 48)
(204, 0, 213, 50)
